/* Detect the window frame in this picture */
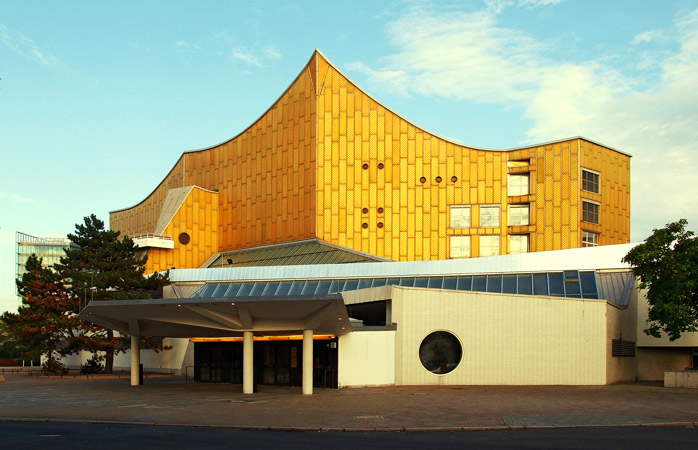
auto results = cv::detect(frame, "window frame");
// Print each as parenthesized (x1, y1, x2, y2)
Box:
(479, 235, 500, 257)
(582, 230, 599, 247)
(450, 236, 471, 259)
(507, 173, 530, 196)
(509, 204, 530, 226)
(509, 235, 529, 254)
(479, 205, 501, 228)
(582, 200, 600, 224)
(450, 205, 471, 228)
(582, 168, 600, 194)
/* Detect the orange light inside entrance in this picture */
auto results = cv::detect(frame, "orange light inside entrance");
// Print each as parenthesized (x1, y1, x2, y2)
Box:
(189, 334, 336, 343)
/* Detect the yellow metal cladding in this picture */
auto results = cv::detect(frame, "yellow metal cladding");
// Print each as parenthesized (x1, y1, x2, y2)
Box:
(111, 54, 318, 250)
(144, 187, 219, 274)
(111, 50, 630, 269)
(314, 52, 630, 260)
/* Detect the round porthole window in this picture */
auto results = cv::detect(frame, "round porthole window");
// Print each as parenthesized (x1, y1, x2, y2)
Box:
(419, 331, 462, 374)
(178, 232, 191, 245)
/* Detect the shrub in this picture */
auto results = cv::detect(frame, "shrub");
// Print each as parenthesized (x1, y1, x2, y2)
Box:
(80, 355, 105, 374)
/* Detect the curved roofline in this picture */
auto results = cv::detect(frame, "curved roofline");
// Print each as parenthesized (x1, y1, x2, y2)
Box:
(313, 49, 631, 157)
(111, 49, 631, 215)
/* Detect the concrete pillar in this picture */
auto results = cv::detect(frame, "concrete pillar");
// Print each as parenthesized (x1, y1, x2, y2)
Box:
(243, 331, 254, 394)
(130, 335, 140, 386)
(303, 329, 313, 395)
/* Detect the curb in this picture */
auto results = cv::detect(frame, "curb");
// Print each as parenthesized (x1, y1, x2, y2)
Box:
(1, 417, 696, 432)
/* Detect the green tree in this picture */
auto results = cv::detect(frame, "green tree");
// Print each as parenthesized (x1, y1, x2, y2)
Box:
(1, 255, 81, 367)
(622, 219, 698, 341)
(57, 214, 168, 373)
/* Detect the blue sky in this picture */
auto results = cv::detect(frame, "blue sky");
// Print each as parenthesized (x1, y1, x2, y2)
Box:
(2, 0, 697, 313)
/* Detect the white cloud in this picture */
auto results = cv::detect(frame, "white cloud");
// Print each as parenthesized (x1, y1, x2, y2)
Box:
(0, 24, 57, 66)
(348, 5, 698, 240)
(0, 192, 33, 204)
(231, 45, 281, 67)
(632, 29, 666, 45)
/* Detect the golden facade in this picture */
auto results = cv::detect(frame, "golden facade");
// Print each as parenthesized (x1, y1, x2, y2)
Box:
(110, 50, 630, 273)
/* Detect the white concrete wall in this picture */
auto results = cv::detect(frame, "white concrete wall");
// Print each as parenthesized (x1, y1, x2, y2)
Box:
(338, 330, 395, 388)
(62, 338, 191, 374)
(391, 287, 609, 385)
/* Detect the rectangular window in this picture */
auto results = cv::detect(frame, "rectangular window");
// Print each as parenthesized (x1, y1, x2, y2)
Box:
(582, 169, 600, 194)
(507, 159, 529, 168)
(509, 205, 529, 226)
(450, 236, 470, 258)
(479, 235, 500, 257)
(582, 201, 599, 224)
(509, 235, 529, 253)
(508, 174, 529, 196)
(582, 230, 599, 247)
(479, 205, 501, 227)
(450, 205, 471, 228)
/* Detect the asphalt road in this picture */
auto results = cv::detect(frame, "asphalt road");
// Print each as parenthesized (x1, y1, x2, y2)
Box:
(1, 422, 697, 450)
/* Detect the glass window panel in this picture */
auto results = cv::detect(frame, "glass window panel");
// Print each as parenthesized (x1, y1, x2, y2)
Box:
(237, 283, 255, 297)
(371, 278, 387, 288)
(414, 277, 429, 288)
(419, 331, 462, 374)
(327, 280, 340, 293)
(508, 174, 529, 196)
(248, 282, 266, 296)
(399, 277, 415, 287)
(582, 201, 599, 224)
(343, 279, 359, 291)
(582, 169, 600, 194)
(565, 280, 581, 296)
(564, 270, 579, 281)
(427, 277, 443, 289)
(502, 275, 517, 294)
(442, 277, 458, 290)
(548, 272, 565, 296)
(533, 273, 548, 296)
(582, 230, 599, 247)
(301, 280, 319, 295)
(261, 282, 280, 296)
(224, 283, 242, 297)
(580, 271, 598, 294)
(479, 235, 500, 257)
(212, 283, 228, 297)
(357, 279, 373, 289)
(479, 206, 500, 227)
(201, 284, 218, 298)
(487, 274, 502, 292)
(288, 280, 306, 295)
(509, 235, 529, 254)
(386, 278, 401, 286)
(315, 280, 333, 294)
(583, 293, 599, 299)
(450, 236, 470, 258)
(509, 206, 529, 226)
(472, 275, 487, 292)
(457, 276, 472, 291)
(450, 205, 471, 228)
(275, 282, 292, 296)
(517, 274, 533, 295)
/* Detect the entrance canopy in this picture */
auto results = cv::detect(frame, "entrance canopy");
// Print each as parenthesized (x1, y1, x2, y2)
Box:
(77, 294, 351, 338)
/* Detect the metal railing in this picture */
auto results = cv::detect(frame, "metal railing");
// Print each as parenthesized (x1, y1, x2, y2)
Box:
(131, 234, 173, 241)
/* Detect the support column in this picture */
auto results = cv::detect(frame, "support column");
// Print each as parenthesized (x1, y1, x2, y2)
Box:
(302, 329, 313, 395)
(130, 335, 140, 386)
(243, 331, 254, 394)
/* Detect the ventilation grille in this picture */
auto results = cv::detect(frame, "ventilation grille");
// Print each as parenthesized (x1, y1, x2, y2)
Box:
(612, 339, 636, 357)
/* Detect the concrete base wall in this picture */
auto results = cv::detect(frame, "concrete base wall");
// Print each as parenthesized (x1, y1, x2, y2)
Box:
(637, 347, 693, 381)
(664, 370, 698, 388)
(338, 330, 395, 388)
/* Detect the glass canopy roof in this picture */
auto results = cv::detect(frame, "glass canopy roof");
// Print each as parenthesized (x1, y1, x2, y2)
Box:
(189, 270, 599, 300)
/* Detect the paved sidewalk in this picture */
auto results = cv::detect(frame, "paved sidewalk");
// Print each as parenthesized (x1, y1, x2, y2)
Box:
(2, 373, 698, 431)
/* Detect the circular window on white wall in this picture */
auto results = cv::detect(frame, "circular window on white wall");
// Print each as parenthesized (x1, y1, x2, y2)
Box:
(419, 331, 462, 374)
